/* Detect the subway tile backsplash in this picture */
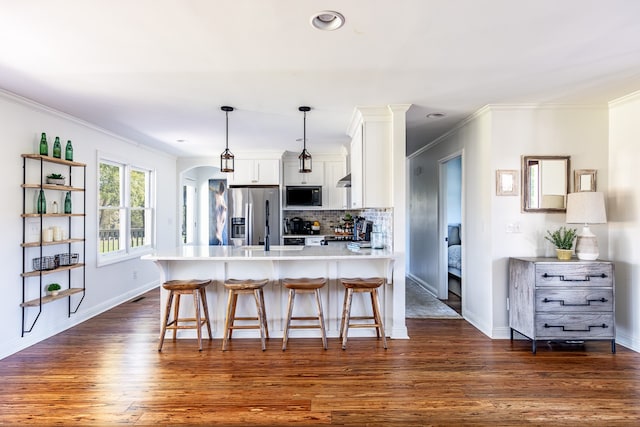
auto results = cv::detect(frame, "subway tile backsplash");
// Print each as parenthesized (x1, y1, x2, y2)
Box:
(284, 208, 393, 250)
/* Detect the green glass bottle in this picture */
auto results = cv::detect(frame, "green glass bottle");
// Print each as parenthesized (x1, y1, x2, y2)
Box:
(37, 190, 47, 214)
(39, 133, 48, 156)
(65, 140, 73, 161)
(64, 191, 72, 214)
(53, 137, 62, 158)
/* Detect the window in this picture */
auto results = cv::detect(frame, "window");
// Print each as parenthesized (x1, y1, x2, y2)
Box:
(98, 157, 154, 264)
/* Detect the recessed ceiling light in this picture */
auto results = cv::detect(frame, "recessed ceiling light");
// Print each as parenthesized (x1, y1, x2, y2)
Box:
(426, 112, 446, 119)
(310, 11, 345, 31)
(176, 139, 187, 143)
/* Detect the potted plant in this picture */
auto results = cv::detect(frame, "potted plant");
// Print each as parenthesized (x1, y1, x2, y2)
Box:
(46, 283, 61, 296)
(545, 226, 577, 260)
(46, 173, 66, 185)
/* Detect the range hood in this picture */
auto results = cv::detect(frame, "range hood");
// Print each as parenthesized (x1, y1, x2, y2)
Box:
(336, 173, 351, 188)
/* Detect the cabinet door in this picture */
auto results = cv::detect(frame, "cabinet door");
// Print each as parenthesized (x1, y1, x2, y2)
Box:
(324, 160, 348, 209)
(283, 160, 323, 186)
(350, 124, 363, 208)
(226, 159, 255, 186)
(361, 121, 391, 208)
(256, 159, 280, 185)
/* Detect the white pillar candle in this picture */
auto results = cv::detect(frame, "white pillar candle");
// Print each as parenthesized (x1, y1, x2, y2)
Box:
(53, 226, 63, 241)
(42, 228, 53, 242)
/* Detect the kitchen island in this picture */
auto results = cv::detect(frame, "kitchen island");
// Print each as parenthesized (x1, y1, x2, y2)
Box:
(142, 245, 408, 341)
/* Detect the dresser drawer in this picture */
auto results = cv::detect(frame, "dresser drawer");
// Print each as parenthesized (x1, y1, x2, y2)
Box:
(536, 313, 614, 339)
(535, 263, 613, 287)
(536, 289, 613, 313)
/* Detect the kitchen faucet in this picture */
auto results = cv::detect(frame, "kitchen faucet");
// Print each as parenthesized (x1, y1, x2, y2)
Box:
(264, 200, 270, 251)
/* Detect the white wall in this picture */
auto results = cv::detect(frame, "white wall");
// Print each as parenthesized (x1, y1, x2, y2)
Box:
(608, 90, 640, 352)
(409, 104, 610, 339)
(1, 90, 177, 360)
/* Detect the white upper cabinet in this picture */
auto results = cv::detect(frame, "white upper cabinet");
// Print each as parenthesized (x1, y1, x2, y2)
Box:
(323, 160, 348, 209)
(348, 110, 391, 209)
(227, 158, 280, 186)
(283, 160, 324, 186)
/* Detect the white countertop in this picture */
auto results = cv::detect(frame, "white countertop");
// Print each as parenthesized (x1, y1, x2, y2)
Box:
(142, 245, 394, 261)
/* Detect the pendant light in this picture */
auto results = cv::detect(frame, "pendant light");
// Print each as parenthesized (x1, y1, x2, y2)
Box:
(298, 106, 312, 173)
(220, 106, 234, 173)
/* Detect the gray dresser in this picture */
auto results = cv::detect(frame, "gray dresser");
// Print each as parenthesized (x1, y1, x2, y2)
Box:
(508, 257, 615, 353)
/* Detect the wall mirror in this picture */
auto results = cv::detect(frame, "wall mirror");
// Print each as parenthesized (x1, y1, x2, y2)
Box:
(521, 155, 570, 212)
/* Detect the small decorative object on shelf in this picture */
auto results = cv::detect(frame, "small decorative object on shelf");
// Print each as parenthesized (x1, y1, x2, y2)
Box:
(65, 140, 73, 161)
(64, 191, 72, 214)
(53, 137, 62, 158)
(544, 226, 577, 260)
(37, 189, 46, 214)
(46, 283, 61, 296)
(46, 173, 65, 185)
(52, 201, 59, 214)
(39, 132, 48, 156)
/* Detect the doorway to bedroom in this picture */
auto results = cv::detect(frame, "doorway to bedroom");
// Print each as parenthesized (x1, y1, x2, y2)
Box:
(440, 154, 462, 314)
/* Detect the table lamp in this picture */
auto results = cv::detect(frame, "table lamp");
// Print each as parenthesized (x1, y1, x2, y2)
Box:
(565, 192, 607, 260)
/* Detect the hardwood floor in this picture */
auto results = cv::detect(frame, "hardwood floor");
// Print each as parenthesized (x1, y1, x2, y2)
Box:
(1, 288, 640, 426)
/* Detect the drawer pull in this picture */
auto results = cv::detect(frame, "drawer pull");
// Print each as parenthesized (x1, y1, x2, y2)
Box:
(544, 323, 608, 332)
(542, 297, 608, 307)
(542, 273, 607, 281)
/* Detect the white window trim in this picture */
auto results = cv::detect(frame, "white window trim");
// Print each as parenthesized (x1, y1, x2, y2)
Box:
(97, 152, 156, 267)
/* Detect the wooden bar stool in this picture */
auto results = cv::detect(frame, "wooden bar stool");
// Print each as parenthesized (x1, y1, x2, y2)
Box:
(282, 277, 328, 351)
(158, 279, 212, 352)
(339, 277, 387, 350)
(222, 278, 269, 351)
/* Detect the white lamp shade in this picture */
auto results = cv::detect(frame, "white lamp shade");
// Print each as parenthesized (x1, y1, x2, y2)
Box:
(566, 192, 607, 225)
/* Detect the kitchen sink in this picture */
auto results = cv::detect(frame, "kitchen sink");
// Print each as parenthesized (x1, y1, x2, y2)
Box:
(240, 245, 304, 251)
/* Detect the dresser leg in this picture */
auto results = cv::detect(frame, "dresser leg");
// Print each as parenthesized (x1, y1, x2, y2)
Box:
(532, 339, 537, 354)
(510, 328, 513, 341)
(611, 339, 616, 354)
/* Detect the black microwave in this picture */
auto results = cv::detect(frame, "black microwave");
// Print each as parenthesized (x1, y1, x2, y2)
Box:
(286, 186, 322, 207)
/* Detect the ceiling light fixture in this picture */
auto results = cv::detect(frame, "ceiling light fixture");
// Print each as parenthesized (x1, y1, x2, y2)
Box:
(310, 10, 345, 31)
(220, 106, 234, 173)
(426, 112, 446, 119)
(298, 106, 312, 173)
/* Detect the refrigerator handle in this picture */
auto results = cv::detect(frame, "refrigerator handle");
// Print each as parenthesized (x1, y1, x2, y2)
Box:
(246, 203, 252, 245)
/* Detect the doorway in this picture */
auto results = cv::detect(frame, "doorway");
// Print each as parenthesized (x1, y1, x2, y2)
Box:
(439, 153, 462, 314)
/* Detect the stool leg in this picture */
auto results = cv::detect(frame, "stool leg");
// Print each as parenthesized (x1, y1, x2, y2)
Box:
(253, 289, 267, 351)
(339, 287, 349, 339)
(258, 288, 269, 338)
(222, 289, 235, 351)
(172, 294, 181, 341)
(199, 287, 213, 340)
(341, 288, 354, 350)
(193, 289, 203, 351)
(370, 291, 380, 338)
(371, 289, 387, 349)
(315, 288, 328, 350)
(228, 291, 239, 340)
(282, 289, 295, 351)
(158, 290, 174, 351)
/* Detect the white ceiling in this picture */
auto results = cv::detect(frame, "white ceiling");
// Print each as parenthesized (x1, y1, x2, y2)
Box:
(1, 0, 639, 157)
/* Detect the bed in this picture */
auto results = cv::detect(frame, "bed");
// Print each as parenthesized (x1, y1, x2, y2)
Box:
(448, 224, 462, 279)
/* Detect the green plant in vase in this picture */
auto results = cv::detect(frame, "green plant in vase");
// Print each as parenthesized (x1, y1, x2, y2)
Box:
(545, 226, 577, 260)
(46, 283, 61, 296)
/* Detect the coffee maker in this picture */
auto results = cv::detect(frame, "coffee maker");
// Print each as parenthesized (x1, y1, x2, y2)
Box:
(353, 217, 373, 241)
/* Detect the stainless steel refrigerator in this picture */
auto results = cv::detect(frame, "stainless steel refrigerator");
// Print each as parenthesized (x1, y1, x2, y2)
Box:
(227, 186, 280, 246)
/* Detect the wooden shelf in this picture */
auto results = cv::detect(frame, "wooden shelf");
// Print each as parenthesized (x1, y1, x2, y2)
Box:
(21, 213, 85, 218)
(22, 154, 86, 167)
(22, 183, 84, 192)
(21, 263, 85, 278)
(21, 238, 85, 248)
(20, 288, 84, 307)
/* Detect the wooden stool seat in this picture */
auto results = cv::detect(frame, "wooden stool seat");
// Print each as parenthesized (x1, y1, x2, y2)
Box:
(222, 279, 269, 351)
(159, 279, 212, 352)
(282, 278, 328, 351)
(339, 277, 387, 350)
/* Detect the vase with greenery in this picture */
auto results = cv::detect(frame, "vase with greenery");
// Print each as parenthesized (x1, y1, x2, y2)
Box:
(545, 226, 577, 259)
(46, 283, 61, 296)
(46, 173, 66, 185)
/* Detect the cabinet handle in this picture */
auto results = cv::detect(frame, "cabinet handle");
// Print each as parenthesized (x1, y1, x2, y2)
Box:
(542, 297, 608, 307)
(542, 273, 607, 281)
(544, 323, 608, 332)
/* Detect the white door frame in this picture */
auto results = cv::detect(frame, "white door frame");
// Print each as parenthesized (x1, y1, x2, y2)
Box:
(438, 150, 464, 301)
